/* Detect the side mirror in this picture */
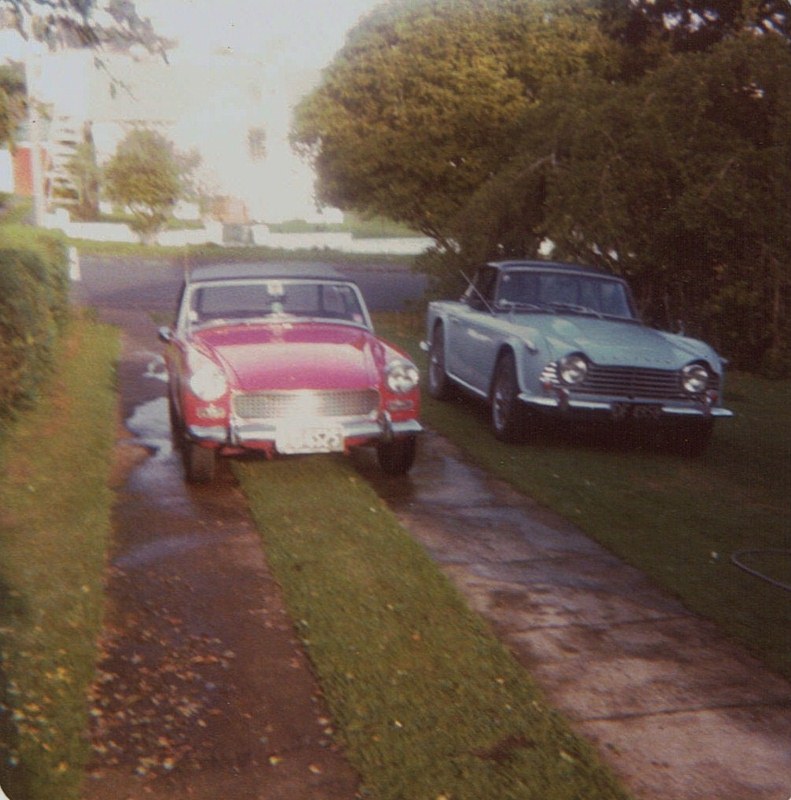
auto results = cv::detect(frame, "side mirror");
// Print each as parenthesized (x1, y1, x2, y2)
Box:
(158, 326, 174, 343)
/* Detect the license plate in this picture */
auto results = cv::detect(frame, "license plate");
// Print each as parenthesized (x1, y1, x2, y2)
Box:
(612, 402, 662, 421)
(276, 423, 344, 455)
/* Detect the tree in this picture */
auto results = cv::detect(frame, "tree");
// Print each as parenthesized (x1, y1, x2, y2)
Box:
(599, 0, 791, 54)
(0, 0, 167, 54)
(0, 62, 26, 146)
(291, 0, 615, 245)
(104, 128, 197, 244)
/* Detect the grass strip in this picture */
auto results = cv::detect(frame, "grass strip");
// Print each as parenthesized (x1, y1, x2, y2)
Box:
(0, 313, 119, 800)
(375, 314, 791, 681)
(235, 456, 632, 800)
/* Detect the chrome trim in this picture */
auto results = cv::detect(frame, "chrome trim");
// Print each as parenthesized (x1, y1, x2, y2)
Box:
(518, 394, 733, 418)
(229, 417, 422, 445)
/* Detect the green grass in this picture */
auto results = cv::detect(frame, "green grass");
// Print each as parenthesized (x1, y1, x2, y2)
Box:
(66, 239, 415, 265)
(0, 313, 119, 800)
(235, 456, 632, 800)
(375, 314, 791, 680)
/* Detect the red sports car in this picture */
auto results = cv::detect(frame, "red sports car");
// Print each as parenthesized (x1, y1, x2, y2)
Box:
(159, 263, 422, 483)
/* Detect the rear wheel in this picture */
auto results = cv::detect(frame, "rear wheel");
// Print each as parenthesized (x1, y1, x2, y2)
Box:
(183, 441, 217, 483)
(427, 325, 452, 400)
(377, 436, 417, 476)
(491, 352, 524, 442)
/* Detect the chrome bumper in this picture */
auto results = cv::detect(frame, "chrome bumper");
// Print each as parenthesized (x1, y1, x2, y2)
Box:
(520, 394, 734, 419)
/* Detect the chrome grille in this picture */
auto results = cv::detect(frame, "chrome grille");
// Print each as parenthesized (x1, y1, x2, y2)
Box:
(545, 363, 719, 400)
(233, 389, 379, 420)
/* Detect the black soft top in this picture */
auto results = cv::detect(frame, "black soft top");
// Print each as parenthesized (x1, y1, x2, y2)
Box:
(188, 262, 351, 284)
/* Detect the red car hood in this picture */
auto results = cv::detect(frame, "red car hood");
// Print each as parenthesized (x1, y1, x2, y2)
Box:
(192, 322, 381, 391)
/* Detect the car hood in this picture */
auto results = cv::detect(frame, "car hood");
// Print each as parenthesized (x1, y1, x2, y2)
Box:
(192, 322, 381, 391)
(531, 316, 716, 370)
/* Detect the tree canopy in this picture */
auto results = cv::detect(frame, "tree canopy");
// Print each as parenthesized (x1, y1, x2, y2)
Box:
(104, 128, 197, 244)
(293, 0, 791, 373)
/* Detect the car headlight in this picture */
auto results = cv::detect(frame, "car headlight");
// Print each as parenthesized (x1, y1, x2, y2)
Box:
(188, 353, 228, 401)
(386, 359, 419, 394)
(558, 353, 588, 385)
(681, 362, 710, 394)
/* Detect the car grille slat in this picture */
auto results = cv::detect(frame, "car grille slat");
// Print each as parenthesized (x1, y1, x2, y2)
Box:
(546, 364, 719, 400)
(233, 389, 380, 420)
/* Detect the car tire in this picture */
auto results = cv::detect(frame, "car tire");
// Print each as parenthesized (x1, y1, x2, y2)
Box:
(183, 441, 216, 483)
(168, 392, 184, 451)
(491, 352, 524, 442)
(427, 324, 452, 400)
(377, 436, 417, 476)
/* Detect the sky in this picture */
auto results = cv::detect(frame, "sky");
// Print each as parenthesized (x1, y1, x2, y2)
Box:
(2, 0, 384, 222)
(128, 0, 384, 221)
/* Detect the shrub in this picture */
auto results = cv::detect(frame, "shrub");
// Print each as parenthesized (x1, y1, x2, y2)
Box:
(0, 235, 69, 418)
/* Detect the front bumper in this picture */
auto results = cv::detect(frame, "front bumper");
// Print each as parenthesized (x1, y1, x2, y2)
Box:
(188, 415, 423, 450)
(520, 392, 734, 420)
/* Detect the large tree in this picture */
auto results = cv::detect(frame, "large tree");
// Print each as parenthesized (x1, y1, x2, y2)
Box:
(291, 0, 615, 246)
(104, 128, 197, 244)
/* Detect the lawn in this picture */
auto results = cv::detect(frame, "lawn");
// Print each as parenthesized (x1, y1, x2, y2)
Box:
(376, 313, 791, 680)
(0, 314, 119, 800)
(235, 456, 632, 800)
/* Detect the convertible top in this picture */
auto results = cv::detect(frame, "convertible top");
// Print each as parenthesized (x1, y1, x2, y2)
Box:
(187, 262, 351, 284)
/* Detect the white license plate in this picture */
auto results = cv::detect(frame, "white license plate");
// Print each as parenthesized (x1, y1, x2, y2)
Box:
(276, 423, 344, 455)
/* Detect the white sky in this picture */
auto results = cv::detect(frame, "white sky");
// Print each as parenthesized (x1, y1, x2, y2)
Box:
(131, 0, 383, 221)
(1, 0, 383, 222)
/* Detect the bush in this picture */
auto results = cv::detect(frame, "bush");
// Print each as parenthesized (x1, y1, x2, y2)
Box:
(0, 234, 69, 418)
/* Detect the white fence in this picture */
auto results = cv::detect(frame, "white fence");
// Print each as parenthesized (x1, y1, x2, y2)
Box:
(43, 210, 433, 256)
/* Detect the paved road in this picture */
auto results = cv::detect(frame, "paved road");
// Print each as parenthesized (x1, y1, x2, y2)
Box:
(75, 254, 791, 800)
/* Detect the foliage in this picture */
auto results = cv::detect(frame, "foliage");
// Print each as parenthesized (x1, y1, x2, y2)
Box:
(291, 0, 615, 244)
(0, 0, 167, 54)
(0, 313, 119, 800)
(0, 228, 69, 418)
(103, 128, 198, 244)
(0, 61, 26, 146)
(600, 0, 791, 55)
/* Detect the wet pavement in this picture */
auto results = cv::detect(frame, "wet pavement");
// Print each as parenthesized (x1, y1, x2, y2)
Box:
(81, 309, 359, 800)
(361, 432, 791, 800)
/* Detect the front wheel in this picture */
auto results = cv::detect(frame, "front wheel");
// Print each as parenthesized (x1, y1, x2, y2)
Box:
(491, 352, 524, 442)
(183, 441, 217, 483)
(427, 325, 452, 400)
(377, 436, 417, 476)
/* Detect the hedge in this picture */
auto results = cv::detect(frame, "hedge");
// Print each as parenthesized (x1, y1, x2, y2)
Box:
(0, 228, 69, 419)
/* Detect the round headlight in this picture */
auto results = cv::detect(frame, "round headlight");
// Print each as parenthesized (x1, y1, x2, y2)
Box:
(386, 360, 419, 394)
(188, 354, 228, 401)
(558, 354, 588, 385)
(681, 363, 709, 394)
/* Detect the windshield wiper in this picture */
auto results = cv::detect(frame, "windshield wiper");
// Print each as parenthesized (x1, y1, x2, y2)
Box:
(547, 302, 603, 319)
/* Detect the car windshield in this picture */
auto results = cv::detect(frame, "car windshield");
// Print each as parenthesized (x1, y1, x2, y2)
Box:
(186, 279, 369, 328)
(496, 271, 635, 319)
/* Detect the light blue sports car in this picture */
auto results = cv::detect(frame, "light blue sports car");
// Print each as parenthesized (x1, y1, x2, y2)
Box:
(423, 260, 733, 454)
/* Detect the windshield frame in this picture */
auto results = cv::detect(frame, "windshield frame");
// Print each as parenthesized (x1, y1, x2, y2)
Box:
(178, 277, 373, 333)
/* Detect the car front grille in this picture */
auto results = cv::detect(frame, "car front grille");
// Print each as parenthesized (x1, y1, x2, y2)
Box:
(543, 363, 720, 400)
(232, 389, 380, 420)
